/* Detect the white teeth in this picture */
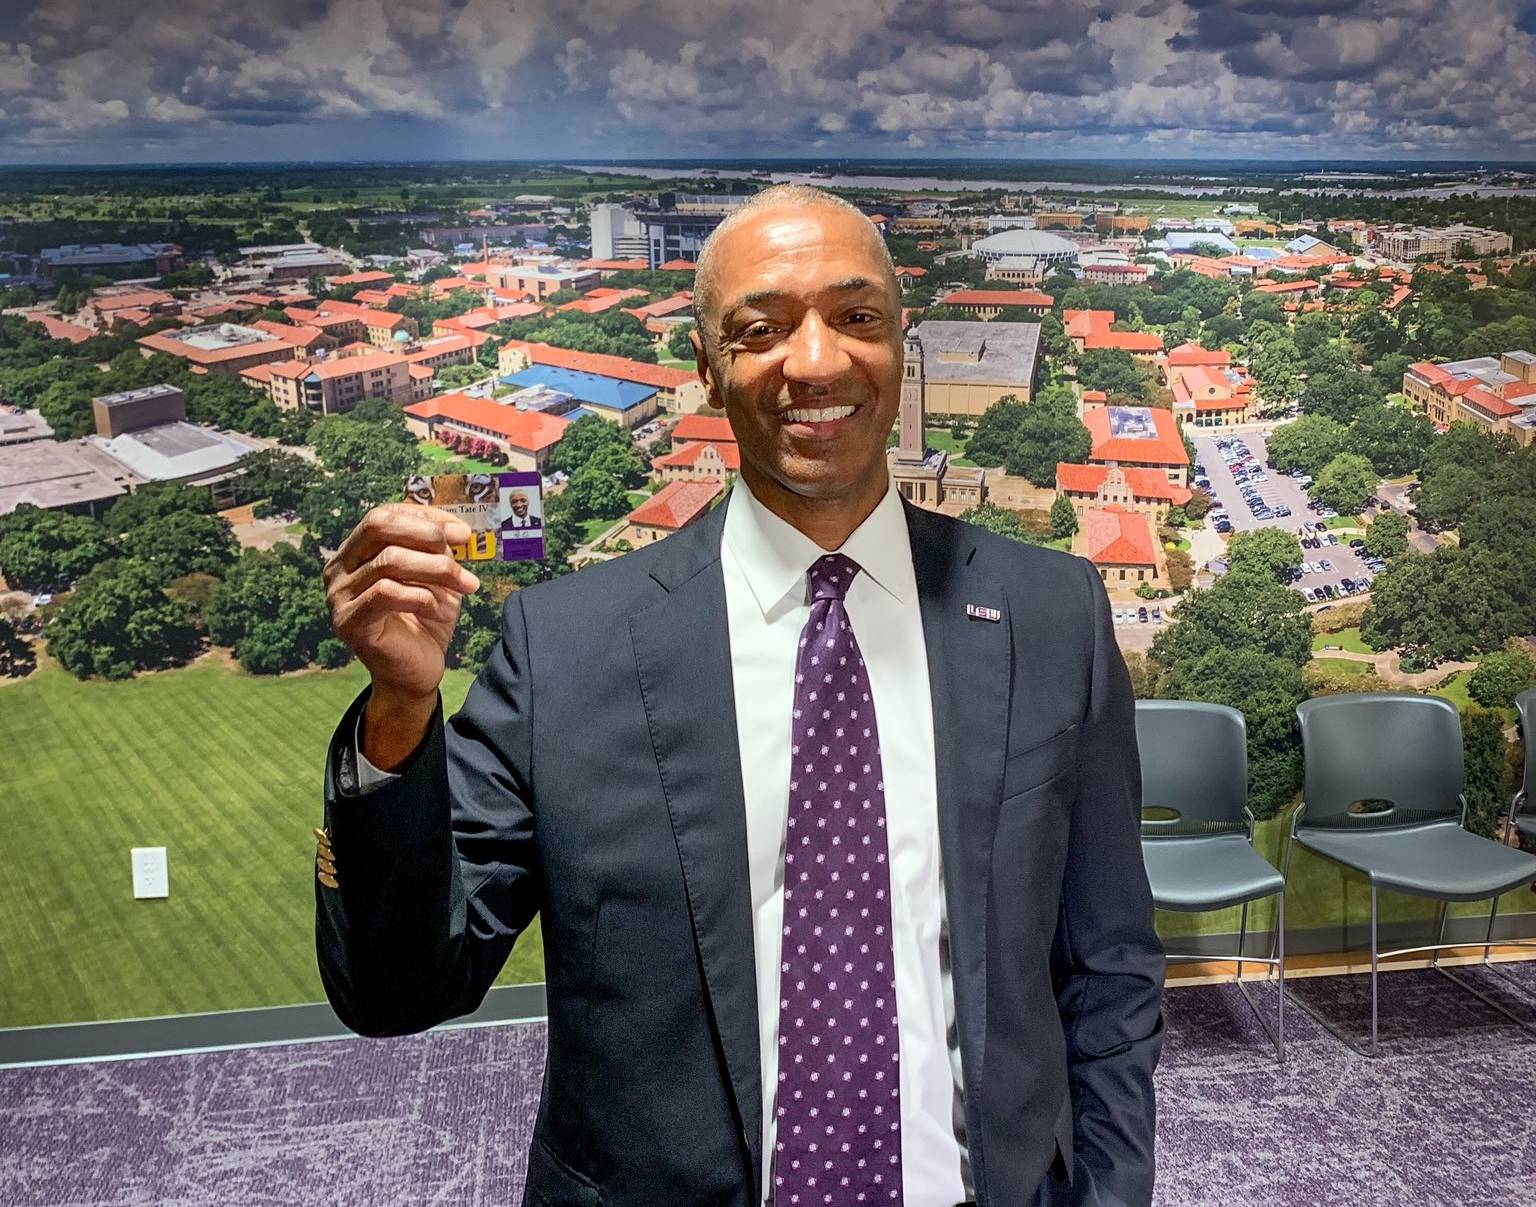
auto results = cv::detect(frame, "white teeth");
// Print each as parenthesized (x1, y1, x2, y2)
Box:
(783, 406, 856, 423)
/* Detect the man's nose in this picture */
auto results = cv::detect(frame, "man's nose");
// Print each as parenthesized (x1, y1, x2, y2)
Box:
(780, 311, 852, 386)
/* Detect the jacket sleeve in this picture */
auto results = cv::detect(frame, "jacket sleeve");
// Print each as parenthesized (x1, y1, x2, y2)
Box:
(1051, 558, 1166, 1207)
(315, 590, 541, 1038)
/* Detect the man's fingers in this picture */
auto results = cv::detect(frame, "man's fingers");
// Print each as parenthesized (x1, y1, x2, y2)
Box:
(332, 504, 474, 575)
(335, 546, 480, 606)
(334, 578, 443, 633)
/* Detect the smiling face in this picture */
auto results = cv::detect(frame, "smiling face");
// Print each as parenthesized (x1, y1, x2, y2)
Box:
(692, 205, 902, 518)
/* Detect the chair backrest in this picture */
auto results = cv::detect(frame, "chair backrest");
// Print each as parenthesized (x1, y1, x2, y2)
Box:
(1295, 692, 1462, 828)
(1134, 700, 1248, 832)
(1518, 687, 1536, 805)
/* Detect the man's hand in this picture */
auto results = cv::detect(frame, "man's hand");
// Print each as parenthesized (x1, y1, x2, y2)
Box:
(324, 503, 483, 770)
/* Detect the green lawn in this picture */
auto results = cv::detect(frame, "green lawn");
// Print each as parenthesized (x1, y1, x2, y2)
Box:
(925, 427, 978, 468)
(580, 515, 625, 544)
(0, 657, 544, 1028)
(1312, 626, 1373, 654)
(1322, 515, 1365, 531)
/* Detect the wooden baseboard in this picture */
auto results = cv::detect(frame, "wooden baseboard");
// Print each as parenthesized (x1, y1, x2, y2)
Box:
(1166, 944, 1536, 986)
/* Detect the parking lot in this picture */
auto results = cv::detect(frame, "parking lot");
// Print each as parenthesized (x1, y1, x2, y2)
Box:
(1193, 431, 1384, 604)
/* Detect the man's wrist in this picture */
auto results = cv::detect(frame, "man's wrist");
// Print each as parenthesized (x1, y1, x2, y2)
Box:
(362, 685, 439, 773)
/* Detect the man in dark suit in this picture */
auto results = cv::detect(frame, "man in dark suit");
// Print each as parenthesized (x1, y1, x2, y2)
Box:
(317, 185, 1164, 1207)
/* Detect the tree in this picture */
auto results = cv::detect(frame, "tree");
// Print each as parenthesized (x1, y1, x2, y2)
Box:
(547, 414, 640, 478)
(1467, 650, 1536, 711)
(668, 324, 697, 361)
(1004, 406, 1092, 486)
(1301, 368, 1378, 426)
(965, 398, 1028, 468)
(1150, 572, 1313, 669)
(119, 510, 240, 583)
(1166, 549, 1195, 593)
(0, 505, 114, 593)
(233, 448, 320, 514)
(1265, 414, 1348, 478)
(1183, 487, 1212, 522)
(1078, 349, 1147, 401)
(1049, 495, 1077, 540)
(45, 558, 203, 679)
(102, 482, 214, 535)
(0, 613, 35, 678)
(564, 465, 630, 521)
(1225, 528, 1304, 584)
(1313, 453, 1380, 516)
(1462, 706, 1513, 840)
(957, 502, 1045, 545)
(1347, 403, 1434, 478)
(206, 542, 333, 674)
(1363, 512, 1410, 560)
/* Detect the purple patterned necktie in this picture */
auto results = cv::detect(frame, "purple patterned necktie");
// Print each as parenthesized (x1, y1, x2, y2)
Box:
(774, 553, 902, 1206)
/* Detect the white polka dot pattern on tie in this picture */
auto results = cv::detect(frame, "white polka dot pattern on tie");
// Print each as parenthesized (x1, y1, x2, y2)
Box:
(773, 553, 902, 1206)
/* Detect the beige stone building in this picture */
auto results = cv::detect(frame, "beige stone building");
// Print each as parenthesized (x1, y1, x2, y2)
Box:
(903, 320, 1041, 418)
(888, 332, 987, 513)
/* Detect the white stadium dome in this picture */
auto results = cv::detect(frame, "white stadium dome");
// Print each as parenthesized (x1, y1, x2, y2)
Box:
(972, 229, 1080, 263)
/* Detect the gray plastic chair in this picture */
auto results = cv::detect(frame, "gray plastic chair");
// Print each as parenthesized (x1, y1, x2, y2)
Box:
(1506, 687, 1535, 846)
(1137, 700, 1285, 1059)
(1286, 692, 1536, 1056)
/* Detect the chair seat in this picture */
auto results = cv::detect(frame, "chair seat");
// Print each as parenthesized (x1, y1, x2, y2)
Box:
(1298, 820, 1536, 902)
(1141, 834, 1284, 912)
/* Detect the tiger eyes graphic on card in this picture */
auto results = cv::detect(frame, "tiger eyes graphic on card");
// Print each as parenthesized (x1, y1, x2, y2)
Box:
(403, 471, 546, 562)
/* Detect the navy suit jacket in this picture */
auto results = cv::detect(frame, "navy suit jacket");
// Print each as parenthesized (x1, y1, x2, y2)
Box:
(316, 493, 1165, 1207)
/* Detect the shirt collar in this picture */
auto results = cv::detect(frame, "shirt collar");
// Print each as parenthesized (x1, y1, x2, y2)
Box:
(723, 473, 914, 615)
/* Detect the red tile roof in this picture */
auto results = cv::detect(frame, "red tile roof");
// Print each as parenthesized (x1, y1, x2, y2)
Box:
(1063, 309, 1165, 353)
(404, 392, 570, 452)
(577, 258, 650, 272)
(1055, 463, 1192, 504)
(1082, 405, 1188, 467)
(671, 414, 736, 444)
(94, 289, 177, 311)
(1383, 285, 1413, 311)
(1080, 506, 1158, 566)
(652, 441, 742, 472)
(1081, 389, 1108, 403)
(328, 271, 394, 287)
(627, 479, 722, 530)
(30, 315, 92, 343)
(895, 266, 929, 277)
(939, 289, 1054, 308)
(1166, 341, 1231, 367)
(506, 341, 698, 391)
(658, 259, 698, 272)
(1461, 387, 1521, 419)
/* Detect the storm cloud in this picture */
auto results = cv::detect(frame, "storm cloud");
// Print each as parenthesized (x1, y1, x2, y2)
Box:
(0, 0, 1532, 161)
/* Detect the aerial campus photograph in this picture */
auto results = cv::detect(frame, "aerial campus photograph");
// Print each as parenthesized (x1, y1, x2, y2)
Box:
(2, 1, 1536, 1205)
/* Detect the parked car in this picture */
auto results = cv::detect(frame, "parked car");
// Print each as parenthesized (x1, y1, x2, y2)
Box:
(1113, 609, 1125, 624)
(1151, 607, 1162, 624)
(1301, 587, 1317, 602)
(1349, 539, 1365, 549)
(1319, 559, 1333, 571)
(1137, 606, 1149, 623)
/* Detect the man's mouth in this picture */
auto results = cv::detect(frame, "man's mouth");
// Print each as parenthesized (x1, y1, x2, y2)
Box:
(779, 404, 861, 437)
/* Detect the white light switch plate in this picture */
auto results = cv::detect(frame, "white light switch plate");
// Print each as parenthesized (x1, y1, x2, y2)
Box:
(131, 847, 169, 899)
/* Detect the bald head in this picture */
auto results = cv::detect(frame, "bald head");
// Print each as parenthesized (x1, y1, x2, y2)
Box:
(693, 185, 897, 347)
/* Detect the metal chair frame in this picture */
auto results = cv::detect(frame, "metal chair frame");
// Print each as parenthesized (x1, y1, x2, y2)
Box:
(1277, 793, 1536, 1058)
(1152, 802, 1286, 1062)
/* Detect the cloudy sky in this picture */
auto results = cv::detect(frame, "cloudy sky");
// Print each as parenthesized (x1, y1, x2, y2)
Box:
(2, 0, 1534, 163)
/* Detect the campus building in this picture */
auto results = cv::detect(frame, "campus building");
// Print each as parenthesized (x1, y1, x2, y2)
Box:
(136, 323, 310, 375)
(621, 479, 723, 545)
(402, 393, 570, 474)
(1073, 504, 1167, 590)
(1162, 343, 1258, 427)
(902, 320, 1041, 418)
(498, 342, 708, 415)
(261, 348, 419, 414)
(1062, 310, 1165, 365)
(1082, 405, 1190, 487)
(651, 415, 740, 484)
(1403, 351, 1536, 444)
(971, 229, 1079, 285)
(1374, 224, 1513, 263)
(1055, 462, 1192, 526)
(499, 365, 661, 430)
(936, 289, 1053, 320)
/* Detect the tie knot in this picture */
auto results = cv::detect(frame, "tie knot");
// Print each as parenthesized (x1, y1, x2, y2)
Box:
(807, 553, 861, 603)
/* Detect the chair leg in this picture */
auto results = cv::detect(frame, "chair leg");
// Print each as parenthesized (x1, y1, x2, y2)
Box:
(1276, 890, 1285, 1060)
(1236, 900, 1250, 982)
(1430, 900, 1448, 970)
(1370, 883, 1380, 1057)
(1484, 896, 1500, 964)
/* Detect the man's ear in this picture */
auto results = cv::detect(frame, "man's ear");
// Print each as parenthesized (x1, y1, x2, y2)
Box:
(690, 326, 722, 410)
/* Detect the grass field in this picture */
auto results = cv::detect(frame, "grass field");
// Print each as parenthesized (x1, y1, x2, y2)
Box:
(1311, 656, 1372, 676)
(417, 441, 505, 476)
(1312, 626, 1373, 654)
(0, 656, 543, 1028)
(924, 427, 978, 467)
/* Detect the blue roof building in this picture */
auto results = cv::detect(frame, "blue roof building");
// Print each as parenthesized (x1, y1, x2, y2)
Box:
(501, 365, 659, 429)
(1164, 232, 1238, 256)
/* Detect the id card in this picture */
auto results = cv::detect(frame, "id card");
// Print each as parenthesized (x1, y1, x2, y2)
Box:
(403, 472, 546, 562)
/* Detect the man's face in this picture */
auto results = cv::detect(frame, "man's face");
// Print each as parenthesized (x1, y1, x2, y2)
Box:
(510, 491, 529, 517)
(692, 207, 902, 504)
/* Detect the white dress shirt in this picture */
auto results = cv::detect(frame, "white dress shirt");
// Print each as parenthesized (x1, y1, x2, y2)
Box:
(354, 476, 973, 1206)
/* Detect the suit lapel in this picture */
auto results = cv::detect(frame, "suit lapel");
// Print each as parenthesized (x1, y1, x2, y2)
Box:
(906, 501, 1012, 1195)
(627, 498, 763, 1197)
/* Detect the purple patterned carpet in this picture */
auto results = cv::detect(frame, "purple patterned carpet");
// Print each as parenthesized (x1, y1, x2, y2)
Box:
(4, 964, 1535, 1207)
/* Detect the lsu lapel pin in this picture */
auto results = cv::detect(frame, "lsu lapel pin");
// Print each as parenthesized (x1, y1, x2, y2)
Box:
(966, 603, 1002, 623)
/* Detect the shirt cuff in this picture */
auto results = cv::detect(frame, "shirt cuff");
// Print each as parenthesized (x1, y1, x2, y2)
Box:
(353, 709, 402, 792)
